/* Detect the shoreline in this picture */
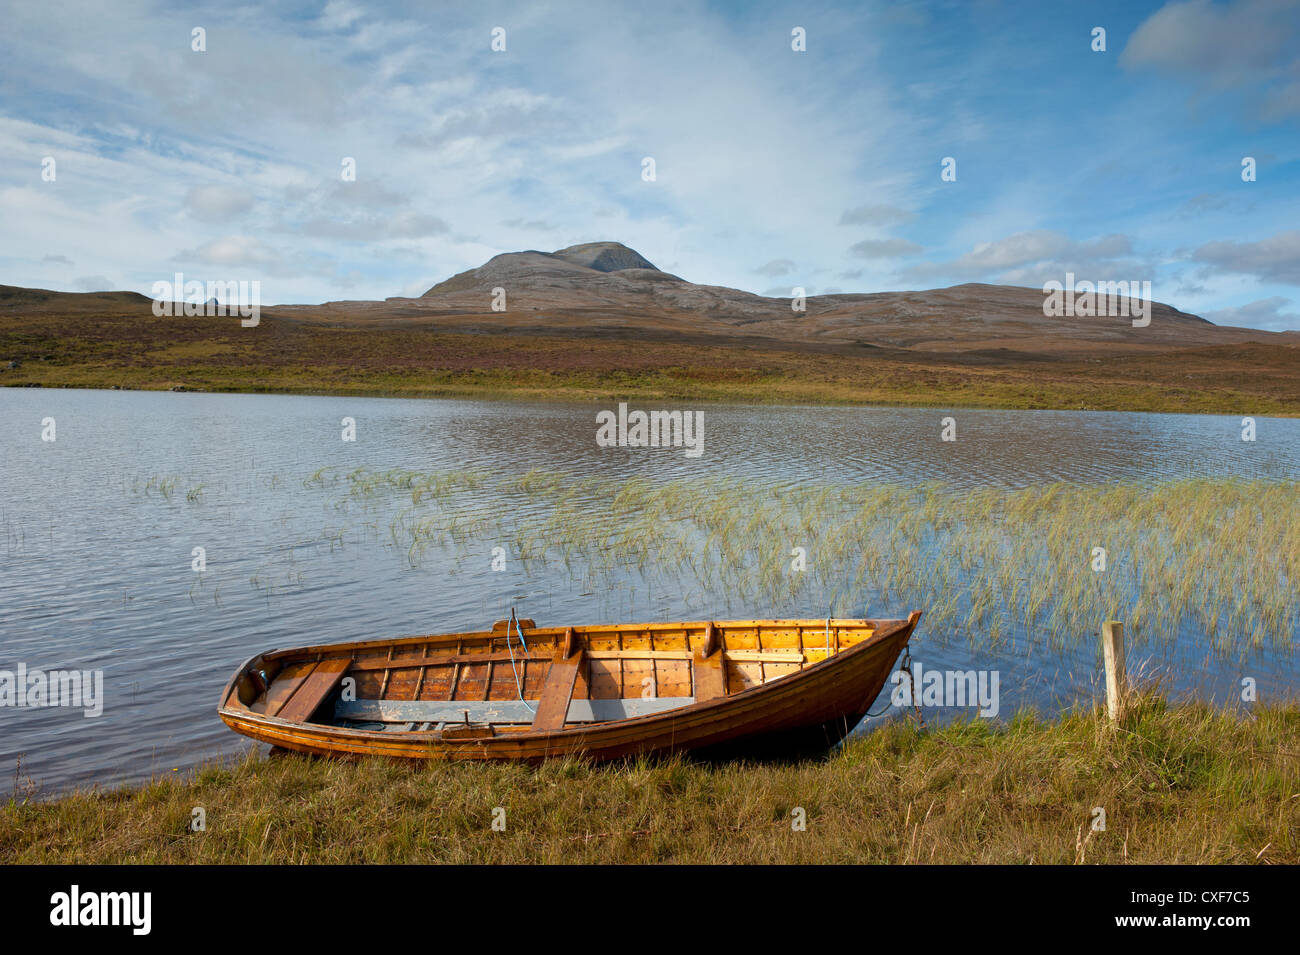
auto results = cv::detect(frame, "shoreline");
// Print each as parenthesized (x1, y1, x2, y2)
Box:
(4, 696, 1295, 864)
(6, 369, 1300, 418)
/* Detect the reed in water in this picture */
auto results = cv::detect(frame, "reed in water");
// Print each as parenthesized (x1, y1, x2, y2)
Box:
(307, 469, 1300, 658)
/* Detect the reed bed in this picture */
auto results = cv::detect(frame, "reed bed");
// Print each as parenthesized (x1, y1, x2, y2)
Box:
(308, 468, 1300, 658)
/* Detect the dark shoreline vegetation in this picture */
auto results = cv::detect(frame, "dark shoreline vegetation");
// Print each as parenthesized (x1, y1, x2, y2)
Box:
(3, 296, 1300, 414)
(4, 696, 1297, 863)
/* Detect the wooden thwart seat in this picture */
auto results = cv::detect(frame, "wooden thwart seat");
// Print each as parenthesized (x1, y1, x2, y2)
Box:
(261, 661, 319, 716)
(693, 621, 727, 702)
(273, 656, 352, 723)
(532, 634, 584, 732)
(693, 649, 727, 702)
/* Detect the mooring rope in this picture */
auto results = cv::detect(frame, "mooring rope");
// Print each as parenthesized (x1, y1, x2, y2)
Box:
(510, 607, 530, 654)
(865, 643, 925, 726)
(504, 607, 536, 713)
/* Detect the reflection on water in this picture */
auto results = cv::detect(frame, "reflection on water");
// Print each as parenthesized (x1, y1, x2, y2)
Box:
(1, 389, 1297, 796)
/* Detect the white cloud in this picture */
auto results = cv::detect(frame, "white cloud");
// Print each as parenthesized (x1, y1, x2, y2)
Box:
(317, 1, 364, 33)
(298, 211, 450, 241)
(903, 231, 1137, 284)
(755, 259, 797, 276)
(1122, 0, 1300, 118)
(185, 185, 254, 222)
(1192, 231, 1300, 285)
(174, 236, 285, 270)
(849, 238, 923, 259)
(1204, 296, 1300, 330)
(840, 204, 915, 226)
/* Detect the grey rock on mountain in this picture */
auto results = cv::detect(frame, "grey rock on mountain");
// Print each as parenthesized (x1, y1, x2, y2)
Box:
(422, 241, 681, 296)
(549, 241, 660, 273)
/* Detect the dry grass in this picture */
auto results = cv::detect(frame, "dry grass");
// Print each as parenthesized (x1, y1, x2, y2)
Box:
(3, 696, 1295, 864)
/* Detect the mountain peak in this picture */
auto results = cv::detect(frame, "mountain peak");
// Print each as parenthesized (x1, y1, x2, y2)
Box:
(549, 241, 658, 273)
(421, 241, 663, 296)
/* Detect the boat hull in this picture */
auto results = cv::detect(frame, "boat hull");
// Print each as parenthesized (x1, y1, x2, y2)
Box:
(218, 614, 920, 764)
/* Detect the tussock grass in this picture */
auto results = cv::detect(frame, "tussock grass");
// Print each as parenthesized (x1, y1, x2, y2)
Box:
(3, 696, 1295, 863)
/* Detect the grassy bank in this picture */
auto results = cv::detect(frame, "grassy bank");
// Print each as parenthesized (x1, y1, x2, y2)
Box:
(4, 696, 1297, 864)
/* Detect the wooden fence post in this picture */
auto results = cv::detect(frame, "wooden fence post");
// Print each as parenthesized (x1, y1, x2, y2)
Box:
(1101, 620, 1127, 722)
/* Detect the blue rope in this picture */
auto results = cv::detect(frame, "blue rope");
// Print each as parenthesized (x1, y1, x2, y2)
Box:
(505, 607, 535, 713)
(511, 608, 530, 653)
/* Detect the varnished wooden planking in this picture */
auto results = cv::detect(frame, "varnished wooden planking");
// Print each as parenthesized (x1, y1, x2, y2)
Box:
(348, 649, 556, 671)
(693, 647, 727, 702)
(242, 620, 875, 667)
(759, 627, 803, 646)
(726, 660, 763, 692)
(531, 648, 585, 731)
(384, 667, 423, 702)
(763, 662, 802, 682)
(653, 630, 688, 651)
(621, 656, 656, 700)
(587, 658, 622, 700)
(522, 658, 547, 698)
(454, 662, 489, 700)
(572, 655, 591, 700)
(723, 628, 758, 650)
(262, 660, 321, 717)
(336, 696, 695, 724)
(656, 658, 692, 698)
(274, 656, 352, 724)
(584, 632, 622, 652)
(376, 646, 396, 699)
(420, 665, 454, 701)
(621, 632, 652, 651)
(352, 669, 386, 698)
(411, 645, 430, 701)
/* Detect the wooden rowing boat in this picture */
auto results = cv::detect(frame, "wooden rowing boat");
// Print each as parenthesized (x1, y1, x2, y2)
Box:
(217, 612, 922, 762)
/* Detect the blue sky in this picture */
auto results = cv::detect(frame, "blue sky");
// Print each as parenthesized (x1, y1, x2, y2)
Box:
(1, 0, 1298, 328)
